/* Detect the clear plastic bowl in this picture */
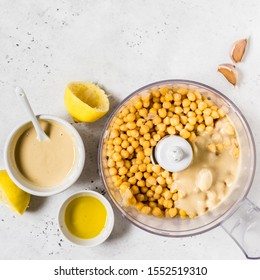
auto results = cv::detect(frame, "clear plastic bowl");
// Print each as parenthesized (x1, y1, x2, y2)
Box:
(98, 80, 256, 237)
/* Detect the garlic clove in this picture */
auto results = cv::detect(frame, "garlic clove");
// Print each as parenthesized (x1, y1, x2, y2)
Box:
(217, 64, 238, 86)
(230, 38, 248, 63)
(196, 168, 213, 192)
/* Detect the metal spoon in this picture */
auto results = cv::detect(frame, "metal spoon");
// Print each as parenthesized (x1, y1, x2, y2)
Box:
(15, 86, 49, 141)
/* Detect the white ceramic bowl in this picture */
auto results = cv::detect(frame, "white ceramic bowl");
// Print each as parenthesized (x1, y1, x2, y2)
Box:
(58, 190, 114, 246)
(4, 114, 85, 196)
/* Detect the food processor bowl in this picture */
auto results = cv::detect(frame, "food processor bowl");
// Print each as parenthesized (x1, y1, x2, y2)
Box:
(98, 80, 259, 259)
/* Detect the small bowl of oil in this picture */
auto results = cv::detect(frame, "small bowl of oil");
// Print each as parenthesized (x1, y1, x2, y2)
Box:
(58, 190, 114, 246)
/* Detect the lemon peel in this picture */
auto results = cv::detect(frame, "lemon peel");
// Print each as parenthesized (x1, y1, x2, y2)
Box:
(64, 82, 109, 122)
(0, 170, 30, 215)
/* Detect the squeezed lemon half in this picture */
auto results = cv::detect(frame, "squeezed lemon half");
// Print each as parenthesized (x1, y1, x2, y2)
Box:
(0, 170, 30, 215)
(64, 82, 109, 122)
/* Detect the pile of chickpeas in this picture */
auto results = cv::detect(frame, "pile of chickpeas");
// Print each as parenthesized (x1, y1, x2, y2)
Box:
(104, 86, 227, 219)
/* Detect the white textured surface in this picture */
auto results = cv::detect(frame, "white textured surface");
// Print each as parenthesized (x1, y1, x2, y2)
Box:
(0, 0, 260, 260)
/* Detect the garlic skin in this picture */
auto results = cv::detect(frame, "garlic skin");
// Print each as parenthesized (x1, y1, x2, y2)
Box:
(230, 38, 248, 63)
(218, 64, 238, 86)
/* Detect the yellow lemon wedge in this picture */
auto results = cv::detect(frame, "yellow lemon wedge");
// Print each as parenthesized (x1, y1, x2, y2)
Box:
(64, 82, 109, 122)
(0, 170, 30, 215)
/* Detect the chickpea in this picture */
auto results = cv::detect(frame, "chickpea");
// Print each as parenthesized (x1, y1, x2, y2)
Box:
(177, 88, 188, 95)
(182, 98, 191, 107)
(188, 116, 197, 125)
(136, 194, 145, 202)
(141, 206, 151, 215)
(140, 125, 150, 135)
(163, 116, 171, 125)
(149, 201, 157, 208)
(135, 202, 144, 211)
(135, 171, 143, 180)
(143, 156, 151, 164)
(175, 123, 183, 132)
(110, 129, 120, 138)
(144, 133, 151, 140)
(163, 101, 172, 109)
(146, 190, 154, 198)
(113, 137, 122, 146)
(132, 140, 139, 149)
(144, 148, 152, 156)
(160, 170, 169, 179)
(126, 122, 137, 130)
(120, 133, 128, 140)
(147, 176, 157, 186)
(139, 108, 148, 118)
(136, 118, 145, 127)
(157, 176, 166, 185)
(179, 209, 187, 219)
(107, 158, 115, 168)
(190, 102, 197, 111)
(158, 197, 165, 205)
(218, 108, 226, 117)
(197, 115, 204, 123)
(112, 152, 122, 161)
(158, 108, 167, 118)
(172, 193, 178, 201)
(131, 185, 139, 195)
(109, 167, 117, 176)
(170, 116, 180, 126)
(157, 123, 166, 132)
(137, 151, 145, 160)
(167, 126, 176, 135)
(150, 139, 157, 146)
(165, 92, 173, 102)
(205, 116, 213, 126)
(185, 123, 194, 132)
(203, 108, 212, 116)
(163, 190, 172, 200)
(152, 207, 163, 217)
(155, 185, 163, 194)
(173, 93, 182, 101)
(197, 123, 205, 132)
(130, 165, 138, 173)
(118, 166, 128, 175)
(180, 115, 188, 125)
(138, 163, 147, 172)
(198, 101, 207, 111)
(127, 146, 134, 154)
(166, 177, 173, 185)
(153, 134, 161, 142)
(129, 176, 137, 185)
(134, 99, 143, 109)
(163, 199, 174, 209)
(189, 132, 197, 141)
(187, 92, 196, 101)
(180, 129, 191, 139)
(211, 110, 219, 119)
(168, 208, 178, 218)
(143, 172, 150, 179)
(114, 145, 122, 153)
(195, 109, 202, 115)
(140, 185, 148, 192)
(153, 102, 161, 109)
(121, 149, 130, 159)
(152, 90, 160, 97)
(152, 165, 161, 173)
(175, 106, 183, 114)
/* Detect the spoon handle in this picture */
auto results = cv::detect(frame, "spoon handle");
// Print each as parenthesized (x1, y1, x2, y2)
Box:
(15, 86, 48, 141)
